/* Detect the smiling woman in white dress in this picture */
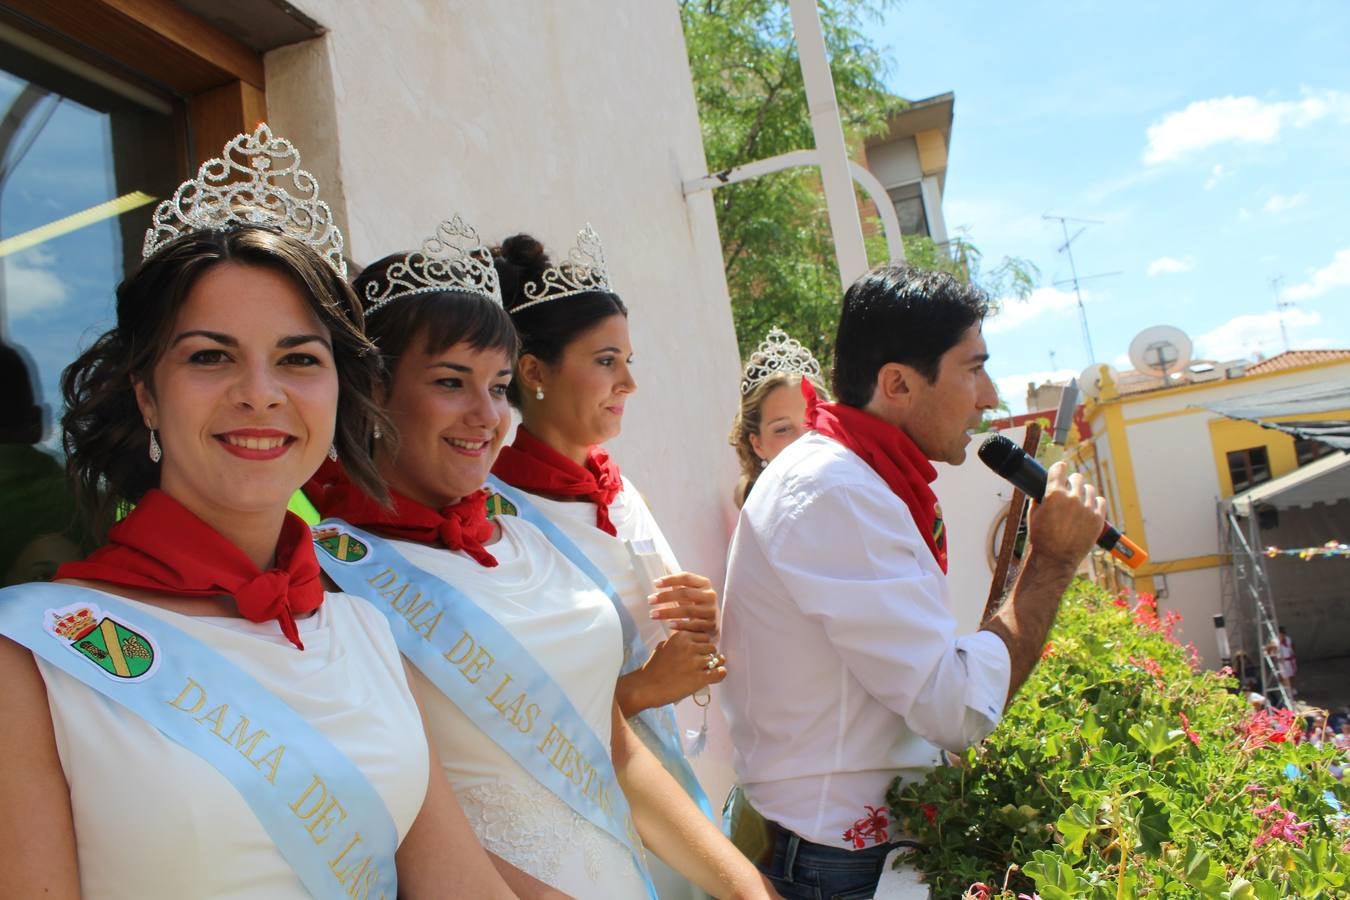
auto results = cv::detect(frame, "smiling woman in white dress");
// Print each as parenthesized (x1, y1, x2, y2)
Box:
(307, 217, 776, 900)
(0, 128, 513, 899)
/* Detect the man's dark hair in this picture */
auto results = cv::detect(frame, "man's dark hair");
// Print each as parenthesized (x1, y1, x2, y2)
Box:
(831, 264, 991, 407)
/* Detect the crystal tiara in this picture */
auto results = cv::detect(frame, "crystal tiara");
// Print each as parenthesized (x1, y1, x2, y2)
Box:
(142, 124, 346, 277)
(509, 223, 613, 314)
(740, 327, 823, 395)
(362, 214, 502, 315)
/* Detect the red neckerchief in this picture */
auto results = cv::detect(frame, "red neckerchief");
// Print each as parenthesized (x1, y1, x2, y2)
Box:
(56, 489, 323, 650)
(306, 459, 497, 568)
(804, 380, 947, 572)
(491, 426, 623, 536)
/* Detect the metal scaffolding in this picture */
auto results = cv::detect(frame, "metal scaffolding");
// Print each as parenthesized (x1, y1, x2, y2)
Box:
(1219, 502, 1289, 707)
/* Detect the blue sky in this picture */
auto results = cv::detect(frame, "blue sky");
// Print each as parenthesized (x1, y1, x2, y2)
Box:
(873, 0, 1350, 412)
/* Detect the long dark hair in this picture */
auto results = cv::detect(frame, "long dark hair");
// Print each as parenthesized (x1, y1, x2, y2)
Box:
(492, 233, 627, 406)
(61, 226, 390, 536)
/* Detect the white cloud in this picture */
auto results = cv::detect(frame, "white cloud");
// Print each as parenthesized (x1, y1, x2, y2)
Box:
(1263, 192, 1307, 213)
(1143, 90, 1350, 165)
(2, 249, 69, 318)
(1284, 247, 1350, 301)
(1194, 308, 1322, 360)
(994, 368, 1078, 415)
(1204, 164, 1232, 190)
(985, 285, 1084, 335)
(1147, 256, 1193, 276)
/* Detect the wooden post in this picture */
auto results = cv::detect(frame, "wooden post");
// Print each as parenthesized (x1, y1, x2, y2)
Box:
(981, 423, 1042, 624)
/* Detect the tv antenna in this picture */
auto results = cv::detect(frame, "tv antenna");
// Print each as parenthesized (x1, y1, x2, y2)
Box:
(1271, 276, 1294, 354)
(1043, 215, 1121, 366)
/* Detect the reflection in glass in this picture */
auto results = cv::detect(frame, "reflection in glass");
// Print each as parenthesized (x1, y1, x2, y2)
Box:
(1, 30, 184, 584)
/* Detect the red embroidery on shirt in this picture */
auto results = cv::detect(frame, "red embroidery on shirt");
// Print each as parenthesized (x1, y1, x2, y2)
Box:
(842, 804, 889, 848)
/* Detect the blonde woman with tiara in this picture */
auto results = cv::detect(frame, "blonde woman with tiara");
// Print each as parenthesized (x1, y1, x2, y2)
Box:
(729, 329, 826, 508)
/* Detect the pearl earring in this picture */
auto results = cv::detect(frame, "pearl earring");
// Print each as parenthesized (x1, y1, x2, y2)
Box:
(536, 386, 545, 401)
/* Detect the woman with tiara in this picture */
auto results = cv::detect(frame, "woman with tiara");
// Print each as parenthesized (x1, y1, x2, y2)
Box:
(728, 329, 826, 508)
(0, 128, 513, 898)
(488, 228, 731, 899)
(306, 216, 776, 899)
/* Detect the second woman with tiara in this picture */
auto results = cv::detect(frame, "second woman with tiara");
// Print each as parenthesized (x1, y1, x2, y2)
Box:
(728, 328, 826, 508)
(306, 217, 776, 899)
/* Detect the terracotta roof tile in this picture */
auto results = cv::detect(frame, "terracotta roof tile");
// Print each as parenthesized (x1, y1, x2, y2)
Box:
(1244, 350, 1350, 375)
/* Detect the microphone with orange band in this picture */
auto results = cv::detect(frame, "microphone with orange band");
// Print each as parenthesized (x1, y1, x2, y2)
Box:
(978, 434, 1148, 570)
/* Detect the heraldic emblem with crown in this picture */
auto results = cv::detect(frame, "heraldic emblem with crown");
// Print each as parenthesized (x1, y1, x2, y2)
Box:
(483, 492, 518, 520)
(312, 525, 368, 563)
(44, 603, 158, 681)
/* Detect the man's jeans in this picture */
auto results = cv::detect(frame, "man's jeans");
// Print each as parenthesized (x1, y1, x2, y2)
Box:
(761, 827, 903, 900)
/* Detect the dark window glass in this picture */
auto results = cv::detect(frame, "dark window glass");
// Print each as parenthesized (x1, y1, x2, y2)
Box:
(887, 181, 929, 238)
(1227, 446, 1272, 495)
(1, 30, 184, 585)
(1295, 436, 1332, 466)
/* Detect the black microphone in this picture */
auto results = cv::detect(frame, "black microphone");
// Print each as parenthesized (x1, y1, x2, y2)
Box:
(977, 434, 1147, 570)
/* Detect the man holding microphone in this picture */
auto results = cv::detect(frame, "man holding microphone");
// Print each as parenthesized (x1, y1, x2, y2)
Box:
(720, 264, 1107, 899)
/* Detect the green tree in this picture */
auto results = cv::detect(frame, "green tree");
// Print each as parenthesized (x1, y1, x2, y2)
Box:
(680, 0, 1036, 370)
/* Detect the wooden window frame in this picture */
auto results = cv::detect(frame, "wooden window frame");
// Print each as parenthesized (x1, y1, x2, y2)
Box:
(1227, 445, 1272, 495)
(2, 0, 265, 167)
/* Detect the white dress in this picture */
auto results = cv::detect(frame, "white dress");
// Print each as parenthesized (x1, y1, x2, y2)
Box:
(391, 516, 651, 899)
(37, 590, 428, 899)
(510, 475, 713, 900)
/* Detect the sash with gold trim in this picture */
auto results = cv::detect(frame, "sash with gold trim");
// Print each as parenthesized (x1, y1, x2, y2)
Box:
(313, 520, 658, 899)
(0, 583, 398, 900)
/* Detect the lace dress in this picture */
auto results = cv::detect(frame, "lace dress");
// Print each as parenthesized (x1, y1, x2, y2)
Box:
(510, 475, 719, 900)
(392, 518, 651, 898)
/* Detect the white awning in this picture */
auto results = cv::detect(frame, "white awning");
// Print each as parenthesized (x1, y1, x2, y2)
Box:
(1230, 451, 1350, 515)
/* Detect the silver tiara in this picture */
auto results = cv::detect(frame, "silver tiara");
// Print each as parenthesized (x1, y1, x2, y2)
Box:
(363, 215, 502, 315)
(510, 224, 612, 314)
(142, 124, 346, 277)
(741, 327, 823, 394)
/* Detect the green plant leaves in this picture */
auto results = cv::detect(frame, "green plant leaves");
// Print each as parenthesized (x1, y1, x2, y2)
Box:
(886, 581, 1350, 898)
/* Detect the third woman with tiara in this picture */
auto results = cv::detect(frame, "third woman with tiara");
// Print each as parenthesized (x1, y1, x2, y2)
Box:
(307, 216, 776, 899)
(727, 328, 826, 508)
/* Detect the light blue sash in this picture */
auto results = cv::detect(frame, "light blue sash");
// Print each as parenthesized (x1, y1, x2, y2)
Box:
(485, 474, 716, 821)
(0, 583, 398, 900)
(312, 520, 657, 899)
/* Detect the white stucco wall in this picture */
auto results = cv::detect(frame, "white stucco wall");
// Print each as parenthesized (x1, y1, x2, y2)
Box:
(934, 426, 1027, 635)
(1124, 413, 1224, 560)
(264, 1, 743, 803)
(264, 1, 741, 583)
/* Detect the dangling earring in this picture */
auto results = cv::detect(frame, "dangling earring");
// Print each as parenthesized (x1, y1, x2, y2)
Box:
(535, 385, 545, 401)
(328, 444, 339, 462)
(373, 424, 383, 440)
(148, 427, 162, 463)
(759, 458, 767, 469)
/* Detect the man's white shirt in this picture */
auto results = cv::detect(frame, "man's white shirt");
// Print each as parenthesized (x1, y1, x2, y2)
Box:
(721, 431, 1012, 847)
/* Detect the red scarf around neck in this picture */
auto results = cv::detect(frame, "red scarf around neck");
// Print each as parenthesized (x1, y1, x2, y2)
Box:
(56, 489, 324, 650)
(804, 381, 947, 572)
(491, 426, 623, 536)
(306, 459, 498, 568)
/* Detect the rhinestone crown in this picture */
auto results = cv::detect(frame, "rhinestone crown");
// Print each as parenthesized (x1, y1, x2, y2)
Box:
(741, 327, 823, 395)
(363, 215, 502, 315)
(509, 224, 612, 314)
(142, 124, 346, 277)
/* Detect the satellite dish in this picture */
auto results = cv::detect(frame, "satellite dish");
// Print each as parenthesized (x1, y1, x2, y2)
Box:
(1078, 363, 1119, 400)
(1129, 325, 1193, 380)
